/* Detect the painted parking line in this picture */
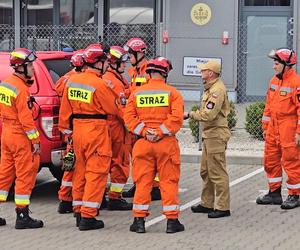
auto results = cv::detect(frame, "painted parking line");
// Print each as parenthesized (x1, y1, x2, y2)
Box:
(145, 167, 264, 228)
(34, 178, 57, 188)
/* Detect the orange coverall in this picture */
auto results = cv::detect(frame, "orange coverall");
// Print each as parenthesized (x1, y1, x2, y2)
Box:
(127, 60, 160, 187)
(103, 69, 131, 200)
(124, 78, 184, 219)
(58, 69, 119, 218)
(0, 74, 40, 208)
(55, 70, 77, 203)
(262, 68, 300, 195)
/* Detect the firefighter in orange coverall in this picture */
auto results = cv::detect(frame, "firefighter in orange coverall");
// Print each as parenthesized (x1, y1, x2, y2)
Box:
(103, 46, 133, 211)
(0, 48, 43, 229)
(56, 50, 85, 214)
(256, 48, 300, 209)
(122, 38, 161, 201)
(59, 44, 119, 231)
(124, 57, 185, 234)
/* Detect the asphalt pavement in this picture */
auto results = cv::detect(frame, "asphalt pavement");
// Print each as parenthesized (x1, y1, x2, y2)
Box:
(0, 162, 298, 250)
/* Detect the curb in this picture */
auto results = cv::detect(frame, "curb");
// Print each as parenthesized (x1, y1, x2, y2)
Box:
(181, 151, 263, 165)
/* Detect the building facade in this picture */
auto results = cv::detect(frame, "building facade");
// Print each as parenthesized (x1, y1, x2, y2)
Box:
(0, 0, 298, 102)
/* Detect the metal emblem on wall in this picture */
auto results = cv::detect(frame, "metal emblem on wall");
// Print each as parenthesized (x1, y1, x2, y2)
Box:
(190, 3, 212, 26)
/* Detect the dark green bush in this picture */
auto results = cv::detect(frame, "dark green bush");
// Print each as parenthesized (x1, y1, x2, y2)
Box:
(189, 101, 237, 142)
(188, 104, 200, 141)
(228, 101, 237, 130)
(245, 101, 265, 140)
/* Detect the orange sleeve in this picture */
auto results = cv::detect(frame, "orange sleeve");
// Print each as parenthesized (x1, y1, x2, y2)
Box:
(294, 80, 300, 134)
(58, 85, 73, 135)
(55, 76, 68, 97)
(123, 92, 146, 136)
(95, 81, 120, 116)
(262, 81, 272, 131)
(157, 89, 184, 137)
(15, 89, 40, 144)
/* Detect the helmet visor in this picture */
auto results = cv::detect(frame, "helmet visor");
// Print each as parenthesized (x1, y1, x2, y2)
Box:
(25, 51, 37, 63)
(121, 53, 129, 62)
(268, 49, 277, 59)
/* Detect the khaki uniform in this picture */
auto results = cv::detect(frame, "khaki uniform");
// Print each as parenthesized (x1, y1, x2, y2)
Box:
(190, 77, 231, 211)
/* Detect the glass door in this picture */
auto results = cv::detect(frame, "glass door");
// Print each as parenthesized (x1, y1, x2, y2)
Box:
(238, 1, 293, 101)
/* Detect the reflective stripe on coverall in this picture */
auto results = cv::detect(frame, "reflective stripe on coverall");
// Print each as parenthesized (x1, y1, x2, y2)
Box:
(58, 69, 119, 218)
(189, 77, 231, 211)
(124, 78, 184, 219)
(0, 75, 40, 208)
(103, 69, 131, 199)
(262, 68, 300, 194)
(55, 70, 78, 202)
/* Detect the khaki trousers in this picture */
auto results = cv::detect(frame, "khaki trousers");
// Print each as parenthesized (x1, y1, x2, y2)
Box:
(200, 138, 230, 211)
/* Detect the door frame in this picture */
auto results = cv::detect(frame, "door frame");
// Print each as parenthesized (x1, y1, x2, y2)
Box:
(237, 0, 294, 102)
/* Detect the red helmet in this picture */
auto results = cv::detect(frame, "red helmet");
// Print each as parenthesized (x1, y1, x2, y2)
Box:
(146, 56, 173, 76)
(124, 38, 147, 53)
(70, 50, 84, 68)
(10, 48, 37, 67)
(268, 48, 297, 66)
(108, 46, 129, 63)
(83, 44, 107, 64)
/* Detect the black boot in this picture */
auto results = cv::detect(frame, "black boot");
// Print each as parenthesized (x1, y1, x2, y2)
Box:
(108, 198, 133, 211)
(0, 217, 6, 226)
(151, 187, 161, 201)
(58, 200, 73, 214)
(78, 217, 104, 231)
(281, 195, 300, 209)
(191, 204, 214, 213)
(208, 209, 231, 218)
(129, 217, 145, 233)
(166, 219, 185, 233)
(74, 212, 81, 227)
(122, 185, 136, 198)
(15, 207, 44, 229)
(256, 188, 283, 205)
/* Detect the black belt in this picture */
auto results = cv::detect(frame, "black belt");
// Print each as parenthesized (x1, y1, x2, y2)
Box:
(72, 114, 107, 120)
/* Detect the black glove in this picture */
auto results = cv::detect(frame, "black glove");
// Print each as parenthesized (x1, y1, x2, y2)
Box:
(62, 148, 75, 171)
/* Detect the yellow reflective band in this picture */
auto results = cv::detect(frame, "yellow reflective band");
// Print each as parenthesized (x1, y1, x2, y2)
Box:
(68, 87, 92, 103)
(154, 176, 159, 182)
(15, 198, 30, 205)
(11, 51, 26, 59)
(0, 86, 17, 106)
(0, 195, 7, 201)
(110, 49, 121, 59)
(136, 93, 169, 107)
(110, 186, 123, 193)
(132, 77, 146, 83)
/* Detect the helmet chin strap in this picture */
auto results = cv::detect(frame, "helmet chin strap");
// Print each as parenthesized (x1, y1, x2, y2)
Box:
(110, 62, 124, 74)
(276, 64, 286, 80)
(15, 65, 34, 84)
(132, 52, 145, 67)
(89, 61, 105, 74)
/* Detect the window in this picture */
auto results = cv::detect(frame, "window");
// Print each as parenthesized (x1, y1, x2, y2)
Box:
(244, 0, 290, 6)
(60, 0, 72, 25)
(43, 59, 72, 83)
(27, 0, 53, 25)
(60, 0, 95, 25)
(0, 0, 13, 24)
(107, 0, 155, 24)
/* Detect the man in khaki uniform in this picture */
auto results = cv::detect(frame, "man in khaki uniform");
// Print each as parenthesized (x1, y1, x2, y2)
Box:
(184, 59, 231, 218)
